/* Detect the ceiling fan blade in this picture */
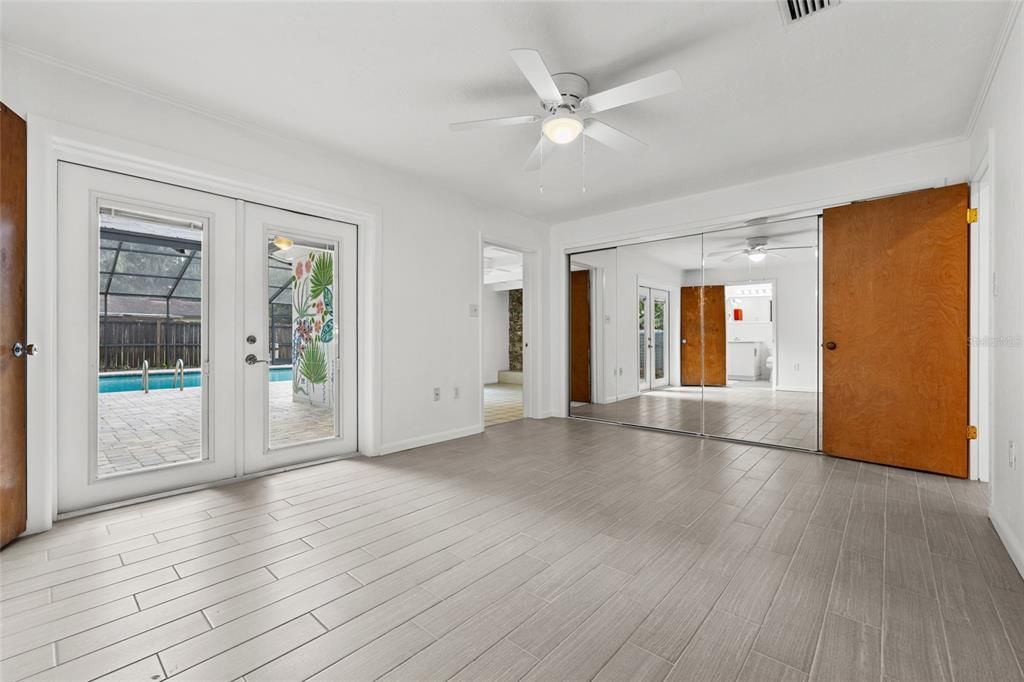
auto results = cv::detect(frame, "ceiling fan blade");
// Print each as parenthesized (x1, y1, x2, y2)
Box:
(722, 252, 747, 262)
(449, 115, 540, 132)
(524, 136, 555, 171)
(581, 70, 682, 114)
(510, 49, 564, 105)
(765, 245, 816, 251)
(706, 249, 743, 258)
(583, 120, 647, 155)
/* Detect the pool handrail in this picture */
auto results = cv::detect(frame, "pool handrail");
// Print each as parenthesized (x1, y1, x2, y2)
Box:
(142, 359, 150, 394)
(174, 358, 185, 391)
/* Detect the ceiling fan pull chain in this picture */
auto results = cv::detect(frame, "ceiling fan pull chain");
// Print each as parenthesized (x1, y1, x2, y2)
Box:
(582, 133, 587, 193)
(539, 142, 544, 194)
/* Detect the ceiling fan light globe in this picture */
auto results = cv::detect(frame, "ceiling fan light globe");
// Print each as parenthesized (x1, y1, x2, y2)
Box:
(542, 114, 584, 144)
(748, 252, 767, 263)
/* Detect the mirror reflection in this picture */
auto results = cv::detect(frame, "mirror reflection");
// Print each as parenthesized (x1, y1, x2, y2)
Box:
(700, 218, 820, 449)
(568, 217, 821, 451)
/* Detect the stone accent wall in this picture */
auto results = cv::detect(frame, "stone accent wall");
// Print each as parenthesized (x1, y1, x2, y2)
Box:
(508, 288, 523, 371)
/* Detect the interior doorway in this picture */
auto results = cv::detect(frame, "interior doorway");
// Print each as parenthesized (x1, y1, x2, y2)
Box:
(482, 244, 525, 427)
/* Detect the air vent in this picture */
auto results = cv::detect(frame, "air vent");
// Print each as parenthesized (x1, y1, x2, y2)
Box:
(779, 0, 839, 24)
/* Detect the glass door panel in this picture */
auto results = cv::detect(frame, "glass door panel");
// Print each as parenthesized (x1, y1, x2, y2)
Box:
(57, 163, 239, 512)
(638, 288, 651, 392)
(651, 289, 669, 388)
(242, 204, 357, 474)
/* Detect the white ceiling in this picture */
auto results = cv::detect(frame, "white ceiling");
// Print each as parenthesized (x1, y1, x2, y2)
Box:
(622, 216, 819, 269)
(483, 245, 523, 285)
(2, 1, 1012, 222)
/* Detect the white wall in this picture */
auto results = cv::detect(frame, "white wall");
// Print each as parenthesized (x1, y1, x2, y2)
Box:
(968, 4, 1024, 576)
(548, 138, 970, 417)
(481, 287, 509, 385)
(1, 48, 548, 464)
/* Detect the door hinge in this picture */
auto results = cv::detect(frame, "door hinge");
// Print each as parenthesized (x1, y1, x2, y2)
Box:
(967, 208, 979, 223)
(967, 425, 978, 440)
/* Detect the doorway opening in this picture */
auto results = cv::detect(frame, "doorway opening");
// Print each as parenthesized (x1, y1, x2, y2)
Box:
(482, 245, 524, 427)
(725, 281, 774, 389)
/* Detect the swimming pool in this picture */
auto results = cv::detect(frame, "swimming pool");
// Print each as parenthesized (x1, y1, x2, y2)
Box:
(98, 366, 293, 393)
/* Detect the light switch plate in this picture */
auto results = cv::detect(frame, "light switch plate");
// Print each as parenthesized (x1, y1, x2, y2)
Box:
(469, 304, 480, 318)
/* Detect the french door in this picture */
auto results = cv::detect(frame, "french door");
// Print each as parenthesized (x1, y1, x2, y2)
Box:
(57, 163, 238, 511)
(56, 164, 357, 512)
(241, 204, 357, 474)
(638, 286, 669, 392)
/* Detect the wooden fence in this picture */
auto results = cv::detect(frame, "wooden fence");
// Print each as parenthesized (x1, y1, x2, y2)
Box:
(100, 316, 295, 371)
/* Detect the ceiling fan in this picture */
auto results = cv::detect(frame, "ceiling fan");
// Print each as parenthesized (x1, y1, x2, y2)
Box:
(449, 49, 682, 170)
(706, 236, 816, 263)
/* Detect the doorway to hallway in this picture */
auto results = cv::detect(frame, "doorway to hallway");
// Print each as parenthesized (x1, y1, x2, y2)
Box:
(482, 244, 524, 427)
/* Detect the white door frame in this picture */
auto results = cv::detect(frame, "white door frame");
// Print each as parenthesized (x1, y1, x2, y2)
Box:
(970, 141, 994, 482)
(479, 236, 539, 426)
(26, 115, 383, 532)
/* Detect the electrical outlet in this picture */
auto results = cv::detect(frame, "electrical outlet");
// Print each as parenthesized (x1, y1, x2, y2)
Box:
(469, 304, 480, 318)
(1010, 440, 1017, 470)
(433, 387, 441, 402)
(453, 386, 460, 399)
(794, 363, 800, 372)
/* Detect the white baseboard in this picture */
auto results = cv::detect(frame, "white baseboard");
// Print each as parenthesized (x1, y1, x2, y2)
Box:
(774, 385, 818, 393)
(989, 506, 1024, 581)
(380, 424, 484, 456)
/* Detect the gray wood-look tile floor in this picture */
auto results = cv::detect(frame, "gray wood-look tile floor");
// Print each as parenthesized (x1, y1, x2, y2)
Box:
(2, 418, 1022, 681)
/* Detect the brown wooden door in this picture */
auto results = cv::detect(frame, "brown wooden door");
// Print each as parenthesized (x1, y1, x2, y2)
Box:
(681, 286, 702, 385)
(1, 103, 28, 547)
(569, 270, 591, 403)
(681, 285, 727, 386)
(702, 285, 727, 386)
(823, 184, 970, 477)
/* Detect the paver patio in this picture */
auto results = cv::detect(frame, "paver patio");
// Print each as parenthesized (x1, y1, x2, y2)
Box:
(97, 381, 334, 477)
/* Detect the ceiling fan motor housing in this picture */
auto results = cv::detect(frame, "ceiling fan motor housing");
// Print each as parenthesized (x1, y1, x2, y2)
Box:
(548, 73, 590, 112)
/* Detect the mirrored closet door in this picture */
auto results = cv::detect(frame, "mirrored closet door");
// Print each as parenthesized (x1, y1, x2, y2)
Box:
(568, 218, 821, 451)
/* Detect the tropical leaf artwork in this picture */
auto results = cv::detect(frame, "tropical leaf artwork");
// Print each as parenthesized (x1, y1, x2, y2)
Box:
(292, 276, 311, 319)
(309, 252, 334, 301)
(322, 286, 334, 317)
(320, 317, 334, 344)
(299, 338, 330, 386)
(290, 248, 335, 403)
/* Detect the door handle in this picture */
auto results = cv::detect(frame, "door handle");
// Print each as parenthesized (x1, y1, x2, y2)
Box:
(681, 339, 687, 345)
(245, 354, 269, 365)
(825, 341, 837, 351)
(12, 342, 38, 358)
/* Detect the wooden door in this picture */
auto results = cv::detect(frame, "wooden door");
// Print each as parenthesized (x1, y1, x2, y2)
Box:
(569, 270, 591, 403)
(681, 286, 702, 385)
(681, 285, 727, 386)
(823, 184, 969, 477)
(1, 103, 28, 548)
(702, 285, 727, 386)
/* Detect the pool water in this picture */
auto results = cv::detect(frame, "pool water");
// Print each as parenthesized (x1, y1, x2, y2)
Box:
(98, 366, 292, 393)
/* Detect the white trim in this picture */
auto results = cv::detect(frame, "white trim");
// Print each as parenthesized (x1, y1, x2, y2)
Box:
(25, 114, 384, 533)
(965, 1, 1024, 138)
(381, 425, 483, 456)
(990, 508, 1024, 582)
(774, 385, 818, 394)
(970, 134, 995, 482)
